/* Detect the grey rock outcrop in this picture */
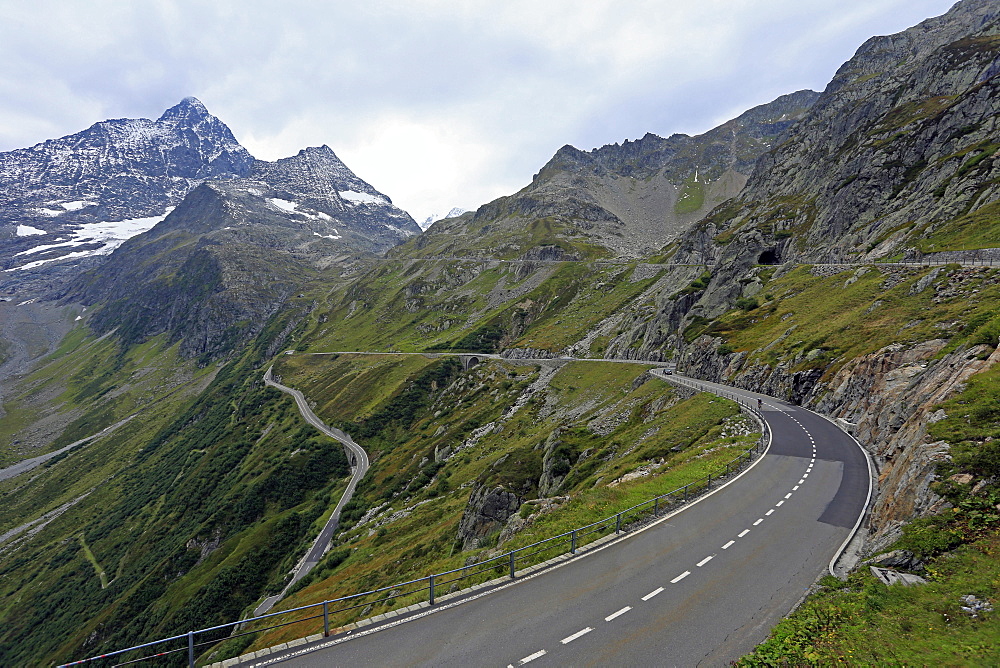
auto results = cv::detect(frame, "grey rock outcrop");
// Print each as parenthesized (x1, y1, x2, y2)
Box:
(456, 484, 524, 550)
(538, 429, 571, 496)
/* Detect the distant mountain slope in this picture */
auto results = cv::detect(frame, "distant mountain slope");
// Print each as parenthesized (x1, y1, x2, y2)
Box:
(407, 90, 818, 261)
(0, 99, 252, 280)
(0, 100, 419, 299)
(686, 0, 1000, 270)
(65, 146, 419, 360)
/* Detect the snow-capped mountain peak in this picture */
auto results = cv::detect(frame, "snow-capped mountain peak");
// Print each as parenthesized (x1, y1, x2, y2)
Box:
(420, 207, 468, 230)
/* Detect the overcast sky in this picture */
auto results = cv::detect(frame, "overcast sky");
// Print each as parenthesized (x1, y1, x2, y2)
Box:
(0, 0, 959, 223)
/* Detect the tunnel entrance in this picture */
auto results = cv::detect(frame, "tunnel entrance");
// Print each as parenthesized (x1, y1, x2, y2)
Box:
(758, 249, 781, 265)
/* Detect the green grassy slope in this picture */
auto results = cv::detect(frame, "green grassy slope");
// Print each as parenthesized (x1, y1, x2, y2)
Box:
(0, 301, 358, 666)
(230, 353, 757, 654)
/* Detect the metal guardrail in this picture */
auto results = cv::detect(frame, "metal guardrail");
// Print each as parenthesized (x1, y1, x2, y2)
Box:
(61, 379, 770, 668)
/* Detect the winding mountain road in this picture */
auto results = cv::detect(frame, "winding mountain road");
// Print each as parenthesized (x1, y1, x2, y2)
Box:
(255, 366, 371, 616)
(249, 367, 872, 666)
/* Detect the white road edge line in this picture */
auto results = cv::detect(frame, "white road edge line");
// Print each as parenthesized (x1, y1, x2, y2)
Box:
(520, 649, 547, 664)
(722, 540, 735, 549)
(642, 587, 664, 601)
(696, 555, 714, 567)
(561, 627, 593, 644)
(738, 529, 750, 537)
(670, 571, 691, 583)
(605, 606, 632, 621)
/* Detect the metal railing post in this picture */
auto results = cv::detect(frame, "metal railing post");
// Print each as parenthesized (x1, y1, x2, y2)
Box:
(509, 551, 516, 579)
(615, 513, 621, 534)
(323, 601, 330, 636)
(653, 497, 658, 517)
(684, 484, 689, 502)
(571, 530, 577, 554)
(429, 575, 435, 605)
(188, 631, 195, 668)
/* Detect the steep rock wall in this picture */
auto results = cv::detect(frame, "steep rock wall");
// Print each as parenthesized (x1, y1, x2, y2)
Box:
(680, 333, 1000, 550)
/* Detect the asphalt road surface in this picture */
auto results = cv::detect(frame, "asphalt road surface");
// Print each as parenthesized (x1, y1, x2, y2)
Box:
(253, 372, 871, 667)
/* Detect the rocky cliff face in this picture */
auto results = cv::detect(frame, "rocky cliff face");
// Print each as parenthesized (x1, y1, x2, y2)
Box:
(688, 0, 1000, 270)
(456, 484, 524, 550)
(411, 90, 818, 261)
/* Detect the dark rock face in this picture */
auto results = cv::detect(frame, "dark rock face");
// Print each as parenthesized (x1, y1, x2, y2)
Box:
(457, 484, 523, 550)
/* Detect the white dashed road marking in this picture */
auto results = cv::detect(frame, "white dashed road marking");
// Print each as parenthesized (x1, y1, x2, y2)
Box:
(776, 500, 785, 507)
(696, 555, 714, 567)
(765, 509, 774, 516)
(753, 519, 763, 526)
(670, 571, 691, 583)
(519, 649, 547, 664)
(642, 587, 664, 601)
(722, 540, 735, 549)
(738, 529, 750, 538)
(561, 628, 593, 644)
(784, 493, 793, 499)
(605, 606, 632, 621)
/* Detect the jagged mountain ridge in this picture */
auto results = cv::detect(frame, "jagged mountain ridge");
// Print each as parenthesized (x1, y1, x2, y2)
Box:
(64, 144, 420, 360)
(408, 90, 818, 261)
(683, 0, 1000, 270)
(0, 99, 418, 298)
(0, 97, 252, 224)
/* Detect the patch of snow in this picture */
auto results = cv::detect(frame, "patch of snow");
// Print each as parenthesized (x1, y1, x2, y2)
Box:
(340, 190, 386, 206)
(16, 225, 46, 236)
(313, 231, 342, 240)
(74, 315, 82, 321)
(7, 249, 101, 272)
(37, 207, 65, 217)
(6, 208, 173, 272)
(420, 207, 467, 230)
(17, 299, 36, 306)
(15, 239, 88, 256)
(386, 224, 417, 237)
(49, 200, 90, 211)
(268, 198, 299, 213)
(268, 198, 335, 222)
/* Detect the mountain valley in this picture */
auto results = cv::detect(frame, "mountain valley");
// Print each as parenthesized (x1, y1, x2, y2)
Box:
(2, 1, 1000, 665)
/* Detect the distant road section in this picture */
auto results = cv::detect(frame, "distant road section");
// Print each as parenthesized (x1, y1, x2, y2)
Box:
(255, 366, 370, 616)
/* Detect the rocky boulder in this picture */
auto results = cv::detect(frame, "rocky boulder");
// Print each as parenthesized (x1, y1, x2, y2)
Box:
(457, 484, 523, 550)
